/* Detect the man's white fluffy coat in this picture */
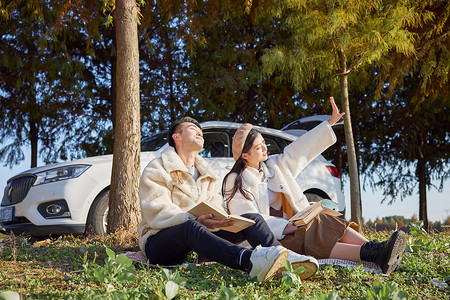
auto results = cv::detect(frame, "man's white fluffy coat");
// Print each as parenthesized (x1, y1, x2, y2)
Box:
(225, 121, 336, 240)
(137, 146, 225, 251)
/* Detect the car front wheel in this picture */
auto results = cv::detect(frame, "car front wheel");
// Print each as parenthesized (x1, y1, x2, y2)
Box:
(304, 192, 324, 204)
(85, 190, 109, 235)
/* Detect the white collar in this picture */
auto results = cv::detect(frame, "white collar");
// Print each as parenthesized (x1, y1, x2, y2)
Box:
(160, 146, 219, 181)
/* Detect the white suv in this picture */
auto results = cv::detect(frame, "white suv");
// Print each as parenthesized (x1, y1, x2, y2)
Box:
(0, 120, 345, 236)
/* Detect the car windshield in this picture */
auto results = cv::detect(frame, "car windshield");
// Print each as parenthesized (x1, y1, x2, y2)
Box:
(141, 131, 168, 151)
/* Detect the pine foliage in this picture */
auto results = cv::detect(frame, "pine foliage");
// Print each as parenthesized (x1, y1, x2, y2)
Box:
(261, 0, 423, 90)
(185, 2, 311, 128)
(0, 0, 86, 166)
(374, 0, 450, 105)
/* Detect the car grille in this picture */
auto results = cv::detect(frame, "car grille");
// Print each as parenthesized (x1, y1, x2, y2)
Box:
(1, 176, 36, 206)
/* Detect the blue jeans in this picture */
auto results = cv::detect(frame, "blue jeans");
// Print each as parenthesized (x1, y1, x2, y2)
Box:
(144, 213, 281, 270)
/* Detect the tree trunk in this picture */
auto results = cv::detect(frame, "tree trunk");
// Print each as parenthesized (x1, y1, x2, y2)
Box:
(29, 94, 39, 168)
(336, 131, 343, 189)
(337, 49, 362, 226)
(111, 26, 117, 130)
(162, 27, 176, 123)
(108, 0, 141, 234)
(417, 156, 429, 232)
(29, 119, 38, 168)
(168, 51, 175, 122)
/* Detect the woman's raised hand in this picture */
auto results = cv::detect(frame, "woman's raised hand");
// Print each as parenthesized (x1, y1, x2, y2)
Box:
(328, 97, 345, 126)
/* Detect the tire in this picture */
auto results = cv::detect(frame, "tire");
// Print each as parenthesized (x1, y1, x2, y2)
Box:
(305, 192, 345, 218)
(304, 193, 324, 204)
(85, 190, 109, 235)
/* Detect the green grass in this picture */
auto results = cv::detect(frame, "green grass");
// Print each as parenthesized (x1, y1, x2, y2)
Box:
(0, 227, 449, 299)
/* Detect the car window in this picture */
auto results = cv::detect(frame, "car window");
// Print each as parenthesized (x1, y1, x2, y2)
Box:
(199, 132, 230, 158)
(141, 128, 290, 157)
(261, 135, 283, 155)
(141, 131, 168, 151)
(283, 120, 323, 131)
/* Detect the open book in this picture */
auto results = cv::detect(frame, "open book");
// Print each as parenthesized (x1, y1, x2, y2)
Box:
(289, 199, 340, 226)
(188, 201, 256, 233)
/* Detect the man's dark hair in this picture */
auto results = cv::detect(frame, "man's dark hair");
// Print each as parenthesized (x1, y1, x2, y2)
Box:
(168, 117, 202, 147)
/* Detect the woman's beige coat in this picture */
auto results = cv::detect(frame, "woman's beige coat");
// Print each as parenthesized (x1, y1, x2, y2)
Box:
(138, 146, 225, 251)
(225, 121, 336, 240)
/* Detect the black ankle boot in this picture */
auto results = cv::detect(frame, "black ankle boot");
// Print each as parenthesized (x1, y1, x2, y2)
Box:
(360, 231, 407, 274)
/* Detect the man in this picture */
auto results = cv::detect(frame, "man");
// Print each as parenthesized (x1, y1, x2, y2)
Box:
(137, 117, 317, 282)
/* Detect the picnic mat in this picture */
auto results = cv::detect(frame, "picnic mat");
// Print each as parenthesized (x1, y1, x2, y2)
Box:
(123, 251, 384, 274)
(317, 258, 384, 275)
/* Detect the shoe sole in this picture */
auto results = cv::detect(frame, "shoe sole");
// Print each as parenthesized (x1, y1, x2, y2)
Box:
(382, 231, 407, 274)
(292, 261, 318, 280)
(261, 249, 289, 282)
(274, 261, 318, 280)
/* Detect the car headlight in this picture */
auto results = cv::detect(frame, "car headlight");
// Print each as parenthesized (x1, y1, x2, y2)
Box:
(34, 165, 91, 185)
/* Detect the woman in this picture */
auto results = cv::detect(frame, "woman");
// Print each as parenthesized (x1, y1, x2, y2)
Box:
(223, 97, 407, 275)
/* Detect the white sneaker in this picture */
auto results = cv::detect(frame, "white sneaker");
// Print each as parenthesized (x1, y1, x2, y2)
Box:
(249, 245, 289, 282)
(279, 250, 319, 280)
